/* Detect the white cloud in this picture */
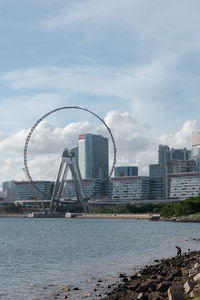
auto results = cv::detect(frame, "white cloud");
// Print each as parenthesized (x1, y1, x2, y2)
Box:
(159, 120, 200, 148)
(0, 57, 177, 99)
(41, 0, 200, 54)
(0, 111, 199, 187)
(0, 111, 156, 185)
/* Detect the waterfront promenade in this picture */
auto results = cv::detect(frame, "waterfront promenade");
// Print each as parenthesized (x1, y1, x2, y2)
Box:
(65, 213, 160, 220)
(0, 212, 160, 219)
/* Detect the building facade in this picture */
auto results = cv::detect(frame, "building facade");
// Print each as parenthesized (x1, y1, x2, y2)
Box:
(167, 160, 197, 173)
(192, 130, 200, 172)
(114, 166, 138, 177)
(149, 164, 168, 198)
(78, 133, 109, 179)
(3, 181, 54, 202)
(158, 145, 191, 164)
(169, 173, 200, 200)
(63, 178, 102, 199)
(111, 176, 150, 200)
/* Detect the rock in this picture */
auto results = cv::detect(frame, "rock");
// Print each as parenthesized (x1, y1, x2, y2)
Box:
(193, 272, 200, 283)
(154, 259, 159, 263)
(166, 275, 175, 281)
(184, 279, 194, 293)
(97, 279, 103, 282)
(189, 264, 200, 278)
(157, 275, 164, 282)
(157, 281, 171, 292)
(137, 292, 148, 300)
(73, 287, 81, 290)
(189, 285, 200, 298)
(119, 273, 126, 278)
(130, 274, 138, 280)
(122, 277, 128, 282)
(82, 292, 91, 297)
(137, 283, 149, 293)
(63, 296, 68, 299)
(172, 269, 182, 277)
(62, 285, 70, 292)
(168, 285, 184, 300)
(128, 283, 140, 291)
(147, 280, 157, 291)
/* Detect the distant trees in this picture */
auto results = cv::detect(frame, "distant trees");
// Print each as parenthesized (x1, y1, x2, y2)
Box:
(95, 195, 200, 218)
(160, 196, 200, 218)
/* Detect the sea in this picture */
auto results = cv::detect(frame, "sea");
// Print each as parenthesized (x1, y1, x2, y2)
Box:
(0, 218, 200, 300)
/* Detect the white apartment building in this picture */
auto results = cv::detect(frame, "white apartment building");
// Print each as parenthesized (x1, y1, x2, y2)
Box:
(111, 176, 150, 200)
(169, 173, 200, 200)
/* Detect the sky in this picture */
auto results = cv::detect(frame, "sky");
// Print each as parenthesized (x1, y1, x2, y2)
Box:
(0, 0, 200, 186)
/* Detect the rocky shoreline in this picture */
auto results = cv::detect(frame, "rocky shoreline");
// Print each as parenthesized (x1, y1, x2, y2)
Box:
(161, 214, 200, 223)
(101, 251, 200, 300)
(36, 251, 200, 300)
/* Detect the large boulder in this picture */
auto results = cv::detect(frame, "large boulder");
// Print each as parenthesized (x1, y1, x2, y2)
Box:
(189, 285, 200, 298)
(189, 264, 200, 278)
(193, 272, 200, 283)
(184, 279, 194, 293)
(137, 292, 148, 300)
(168, 285, 184, 300)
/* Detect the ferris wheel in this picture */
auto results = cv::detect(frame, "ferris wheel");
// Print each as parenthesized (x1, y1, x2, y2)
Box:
(23, 106, 117, 211)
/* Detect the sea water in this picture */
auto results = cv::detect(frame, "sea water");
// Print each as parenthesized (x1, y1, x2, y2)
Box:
(0, 218, 200, 299)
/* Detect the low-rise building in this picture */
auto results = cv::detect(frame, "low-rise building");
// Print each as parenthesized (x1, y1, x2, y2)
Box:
(111, 176, 150, 200)
(3, 181, 54, 202)
(63, 178, 102, 200)
(169, 173, 200, 200)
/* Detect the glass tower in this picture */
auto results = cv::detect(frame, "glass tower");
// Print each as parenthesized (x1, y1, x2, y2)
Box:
(78, 134, 109, 179)
(192, 130, 200, 172)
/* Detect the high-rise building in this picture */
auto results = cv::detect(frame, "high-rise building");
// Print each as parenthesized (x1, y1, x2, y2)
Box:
(149, 164, 168, 198)
(167, 160, 196, 173)
(158, 145, 191, 164)
(158, 145, 170, 165)
(192, 130, 200, 172)
(170, 148, 191, 160)
(78, 133, 109, 179)
(114, 166, 138, 177)
(151, 145, 195, 199)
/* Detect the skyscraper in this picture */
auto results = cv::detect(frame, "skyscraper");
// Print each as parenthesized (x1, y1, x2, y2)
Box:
(158, 145, 170, 165)
(78, 134, 109, 179)
(114, 166, 138, 177)
(192, 130, 200, 172)
(158, 145, 191, 164)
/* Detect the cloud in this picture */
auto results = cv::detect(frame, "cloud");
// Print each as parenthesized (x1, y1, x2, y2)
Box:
(0, 111, 199, 188)
(41, 0, 200, 54)
(159, 120, 200, 148)
(0, 55, 179, 112)
(0, 111, 156, 185)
